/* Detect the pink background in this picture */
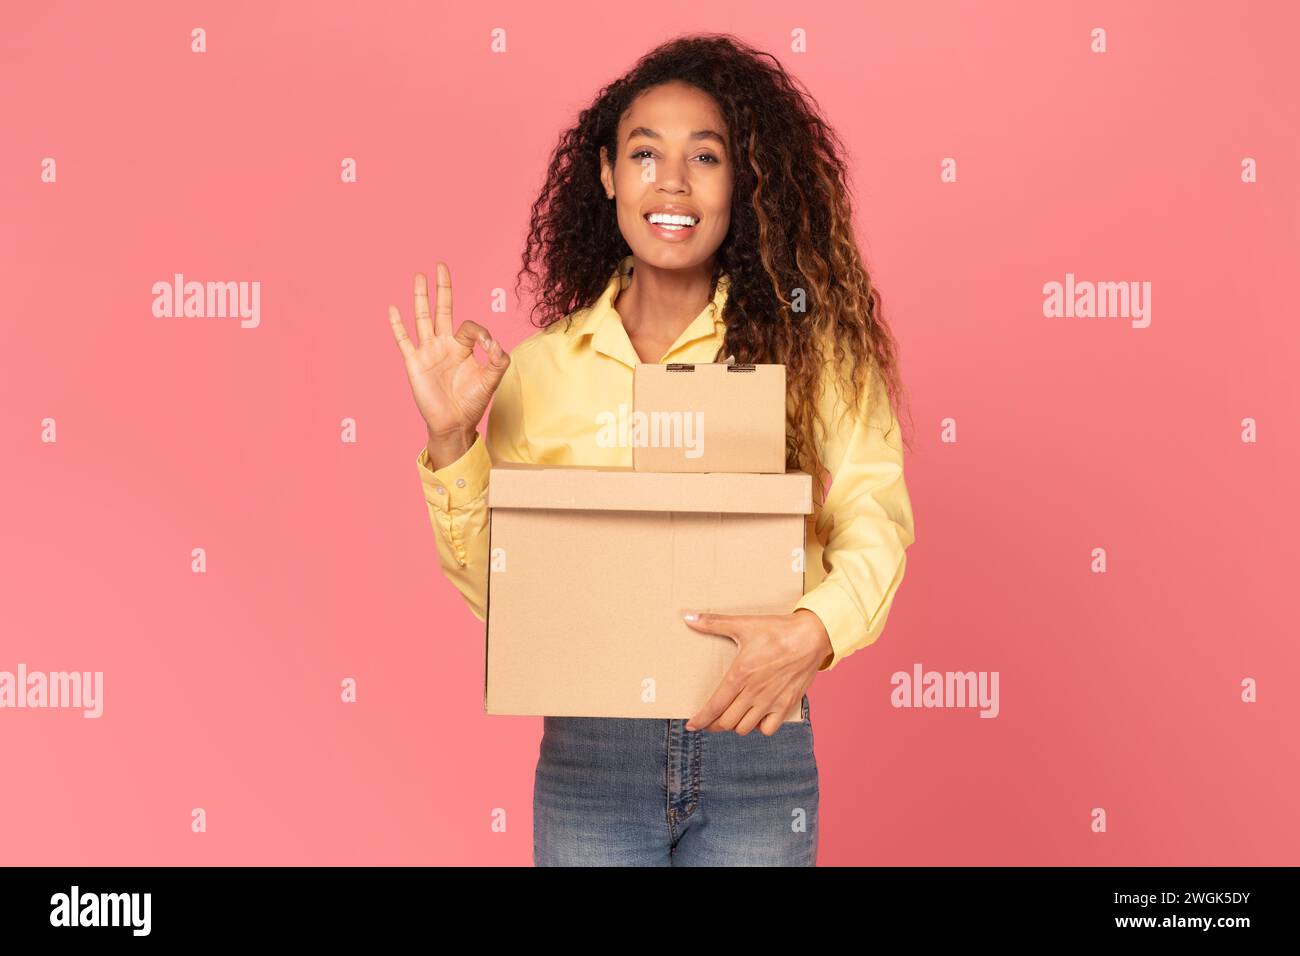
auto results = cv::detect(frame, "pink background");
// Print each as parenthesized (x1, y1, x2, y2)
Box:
(2, 0, 1297, 866)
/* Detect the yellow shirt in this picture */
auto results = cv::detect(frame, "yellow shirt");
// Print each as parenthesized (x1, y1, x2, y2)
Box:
(415, 255, 916, 671)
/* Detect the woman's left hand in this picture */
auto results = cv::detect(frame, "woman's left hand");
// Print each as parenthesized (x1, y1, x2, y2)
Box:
(682, 609, 832, 736)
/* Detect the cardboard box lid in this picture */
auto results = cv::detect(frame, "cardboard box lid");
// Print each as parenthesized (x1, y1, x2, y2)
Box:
(488, 463, 812, 515)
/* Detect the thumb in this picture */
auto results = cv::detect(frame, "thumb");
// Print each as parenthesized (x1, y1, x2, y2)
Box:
(475, 336, 511, 394)
(682, 611, 748, 643)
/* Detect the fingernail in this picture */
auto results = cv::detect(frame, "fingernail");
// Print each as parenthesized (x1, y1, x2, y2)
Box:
(682, 612, 698, 622)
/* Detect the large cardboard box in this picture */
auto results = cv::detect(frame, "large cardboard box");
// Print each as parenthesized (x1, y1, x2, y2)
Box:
(632, 362, 787, 473)
(485, 462, 812, 721)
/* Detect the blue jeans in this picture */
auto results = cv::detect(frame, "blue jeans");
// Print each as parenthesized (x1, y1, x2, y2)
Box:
(533, 694, 818, 866)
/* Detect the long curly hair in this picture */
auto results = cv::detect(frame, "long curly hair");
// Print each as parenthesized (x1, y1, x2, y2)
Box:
(515, 32, 911, 500)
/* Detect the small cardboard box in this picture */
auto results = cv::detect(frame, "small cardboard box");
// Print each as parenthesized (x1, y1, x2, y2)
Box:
(485, 462, 812, 721)
(632, 362, 787, 473)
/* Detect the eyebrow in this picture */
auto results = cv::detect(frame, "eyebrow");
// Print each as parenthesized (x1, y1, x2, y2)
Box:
(626, 126, 727, 149)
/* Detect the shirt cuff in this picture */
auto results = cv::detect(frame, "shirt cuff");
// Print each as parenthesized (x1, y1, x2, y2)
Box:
(416, 433, 491, 513)
(794, 581, 865, 672)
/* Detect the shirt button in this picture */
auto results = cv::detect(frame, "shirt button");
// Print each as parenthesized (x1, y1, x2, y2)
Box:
(433, 485, 446, 495)
(456, 478, 466, 488)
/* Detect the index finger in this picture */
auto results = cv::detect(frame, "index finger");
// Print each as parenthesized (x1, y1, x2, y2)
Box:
(685, 669, 744, 731)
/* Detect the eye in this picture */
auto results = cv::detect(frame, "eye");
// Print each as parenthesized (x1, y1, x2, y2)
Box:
(629, 149, 721, 164)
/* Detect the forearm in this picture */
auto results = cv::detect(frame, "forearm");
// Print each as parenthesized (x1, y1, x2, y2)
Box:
(425, 425, 477, 470)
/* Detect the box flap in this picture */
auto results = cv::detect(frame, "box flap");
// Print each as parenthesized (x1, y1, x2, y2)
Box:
(488, 463, 812, 515)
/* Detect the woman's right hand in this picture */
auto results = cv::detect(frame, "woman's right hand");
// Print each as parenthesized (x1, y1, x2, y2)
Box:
(388, 262, 511, 468)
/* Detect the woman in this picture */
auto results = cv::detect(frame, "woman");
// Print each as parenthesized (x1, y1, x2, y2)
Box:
(388, 34, 916, 866)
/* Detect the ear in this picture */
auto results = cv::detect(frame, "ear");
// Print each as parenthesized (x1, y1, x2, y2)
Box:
(599, 145, 614, 200)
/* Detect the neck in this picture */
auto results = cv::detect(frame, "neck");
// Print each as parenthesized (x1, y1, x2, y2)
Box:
(615, 256, 715, 341)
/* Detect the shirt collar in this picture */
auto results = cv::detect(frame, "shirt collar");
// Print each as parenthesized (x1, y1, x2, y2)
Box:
(567, 255, 730, 367)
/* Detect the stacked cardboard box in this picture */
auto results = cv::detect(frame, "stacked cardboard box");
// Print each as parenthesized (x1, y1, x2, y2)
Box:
(484, 363, 810, 722)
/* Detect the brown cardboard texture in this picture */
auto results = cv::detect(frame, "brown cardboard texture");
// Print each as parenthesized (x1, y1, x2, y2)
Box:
(632, 363, 787, 473)
(485, 462, 812, 721)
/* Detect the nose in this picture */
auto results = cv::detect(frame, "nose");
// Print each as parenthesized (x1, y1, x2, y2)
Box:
(652, 155, 690, 192)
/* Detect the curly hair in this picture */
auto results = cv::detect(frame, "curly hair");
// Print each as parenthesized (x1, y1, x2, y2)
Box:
(515, 32, 911, 501)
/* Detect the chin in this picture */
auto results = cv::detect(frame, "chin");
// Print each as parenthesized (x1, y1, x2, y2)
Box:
(626, 239, 721, 272)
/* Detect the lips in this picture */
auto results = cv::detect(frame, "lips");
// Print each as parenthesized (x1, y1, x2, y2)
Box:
(644, 217, 697, 241)
(643, 205, 701, 226)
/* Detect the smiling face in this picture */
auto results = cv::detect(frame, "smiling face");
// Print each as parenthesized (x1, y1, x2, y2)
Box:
(599, 81, 733, 272)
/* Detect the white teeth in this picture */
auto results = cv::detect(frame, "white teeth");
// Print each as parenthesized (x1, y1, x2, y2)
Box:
(647, 212, 698, 227)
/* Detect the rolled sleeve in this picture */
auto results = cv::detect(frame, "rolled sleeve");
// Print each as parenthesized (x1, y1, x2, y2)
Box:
(417, 434, 491, 516)
(415, 435, 490, 584)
